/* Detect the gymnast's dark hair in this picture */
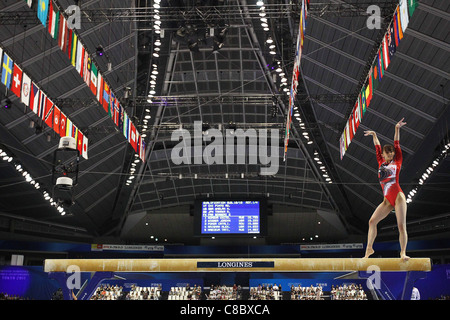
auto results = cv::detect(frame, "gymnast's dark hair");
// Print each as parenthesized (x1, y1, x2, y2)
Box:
(383, 144, 394, 153)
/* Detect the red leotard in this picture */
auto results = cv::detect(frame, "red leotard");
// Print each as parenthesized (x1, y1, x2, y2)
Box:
(375, 140, 403, 207)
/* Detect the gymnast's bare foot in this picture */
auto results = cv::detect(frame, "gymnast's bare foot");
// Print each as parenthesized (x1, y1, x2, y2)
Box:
(363, 248, 374, 258)
(401, 253, 410, 261)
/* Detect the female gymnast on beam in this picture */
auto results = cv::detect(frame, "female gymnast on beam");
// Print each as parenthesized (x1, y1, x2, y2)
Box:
(363, 118, 410, 261)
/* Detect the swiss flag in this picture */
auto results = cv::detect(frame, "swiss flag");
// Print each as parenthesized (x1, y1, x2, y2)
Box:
(11, 64, 22, 97)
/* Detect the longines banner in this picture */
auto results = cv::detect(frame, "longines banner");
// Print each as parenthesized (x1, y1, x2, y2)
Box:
(197, 261, 275, 269)
(91, 244, 164, 252)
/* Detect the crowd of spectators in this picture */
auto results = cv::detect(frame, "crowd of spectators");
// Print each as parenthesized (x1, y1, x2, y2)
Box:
(330, 284, 367, 300)
(206, 284, 242, 300)
(0, 292, 28, 300)
(90, 284, 125, 300)
(125, 285, 161, 300)
(250, 284, 282, 300)
(168, 284, 202, 300)
(290, 285, 324, 300)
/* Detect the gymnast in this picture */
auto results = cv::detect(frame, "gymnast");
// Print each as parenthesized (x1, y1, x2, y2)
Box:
(363, 118, 410, 261)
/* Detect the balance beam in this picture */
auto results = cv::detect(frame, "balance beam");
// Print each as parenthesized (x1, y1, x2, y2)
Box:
(44, 257, 431, 273)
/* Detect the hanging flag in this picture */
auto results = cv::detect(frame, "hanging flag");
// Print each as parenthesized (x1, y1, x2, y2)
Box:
(58, 14, 67, 51)
(37, 0, 49, 27)
(71, 32, 78, 67)
(365, 83, 371, 109)
(361, 88, 367, 115)
(30, 83, 40, 114)
(97, 71, 103, 104)
(25, 0, 33, 8)
(81, 135, 88, 159)
(396, 7, 404, 40)
(53, 105, 60, 135)
(48, 2, 59, 40)
(399, 0, 410, 33)
(388, 22, 397, 60)
(21, 72, 31, 107)
(130, 122, 137, 152)
(1, 53, 14, 89)
(59, 112, 67, 137)
(66, 29, 73, 58)
(77, 130, 83, 155)
(37, 91, 47, 119)
(102, 81, 110, 113)
(43, 97, 54, 128)
(66, 118, 73, 138)
(83, 55, 91, 86)
(408, 0, 418, 17)
(11, 63, 23, 98)
(72, 124, 78, 141)
(75, 41, 84, 76)
(109, 91, 115, 119)
(123, 112, 129, 140)
(90, 62, 98, 95)
(382, 35, 390, 70)
(113, 99, 120, 126)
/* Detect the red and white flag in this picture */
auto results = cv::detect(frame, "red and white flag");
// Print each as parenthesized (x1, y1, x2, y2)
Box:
(21, 73, 31, 107)
(53, 105, 61, 135)
(11, 63, 22, 97)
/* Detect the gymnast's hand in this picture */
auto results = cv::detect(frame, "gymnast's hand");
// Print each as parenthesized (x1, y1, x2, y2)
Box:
(395, 118, 406, 129)
(364, 130, 376, 136)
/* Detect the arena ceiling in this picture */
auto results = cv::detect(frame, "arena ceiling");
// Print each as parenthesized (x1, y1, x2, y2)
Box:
(0, 0, 448, 247)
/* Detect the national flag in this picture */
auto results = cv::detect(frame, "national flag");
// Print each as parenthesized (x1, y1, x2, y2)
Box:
(1, 53, 14, 89)
(382, 35, 390, 70)
(37, 91, 47, 119)
(141, 141, 146, 162)
(75, 41, 84, 76)
(118, 105, 124, 131)
(371, 62, 379, 92)
(66, 118, 73, 138)
(102, 81, 110, 113)
(66, 28, 73, 58)
(109, 91, 115, 119)
(377, 51, 384, 80)
(90, 62, 98, 95)
(396, 7, 404, 40)
(30, 83, 40, 114)
(72, 124, 78, 141)
(77, 130, 83, 155)
(399, 0, 410, 33)
(82, 135, 88, 159)
(59, 112, 67, 137)
(58, 14, 67, 51)
(365, 83, 371, 109)
(43, 97, 54, 128)
(340, 135, 345, 160)
(123, 112, 129, 140)
(345, 122, 351, 148)
(361, 88, 367, 115)
(388, 23, 397, 59)
(408, 0, 418, 17)
(11, 63, 23, 97)
(83, 54, 91, 86)
(24, 0, 33, 8)
(96, 71, 103, 103)
(130, 122, 137, 152)
(53, 105, 60, 135)
(21, 73, 31, 107)
(37, 0, 49, 27)
(48, 1, 59, 39)
(353, 101, 361, 134)
(71, 32, 78, 67)
(113, 99, 120, 126)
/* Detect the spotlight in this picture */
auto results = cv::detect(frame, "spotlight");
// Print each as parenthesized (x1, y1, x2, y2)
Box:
(1, 98, 12, 109)
(96, 46, 104, 56)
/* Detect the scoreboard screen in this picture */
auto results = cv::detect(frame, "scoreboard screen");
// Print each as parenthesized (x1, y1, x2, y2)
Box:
(200, 201, 261, 235)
